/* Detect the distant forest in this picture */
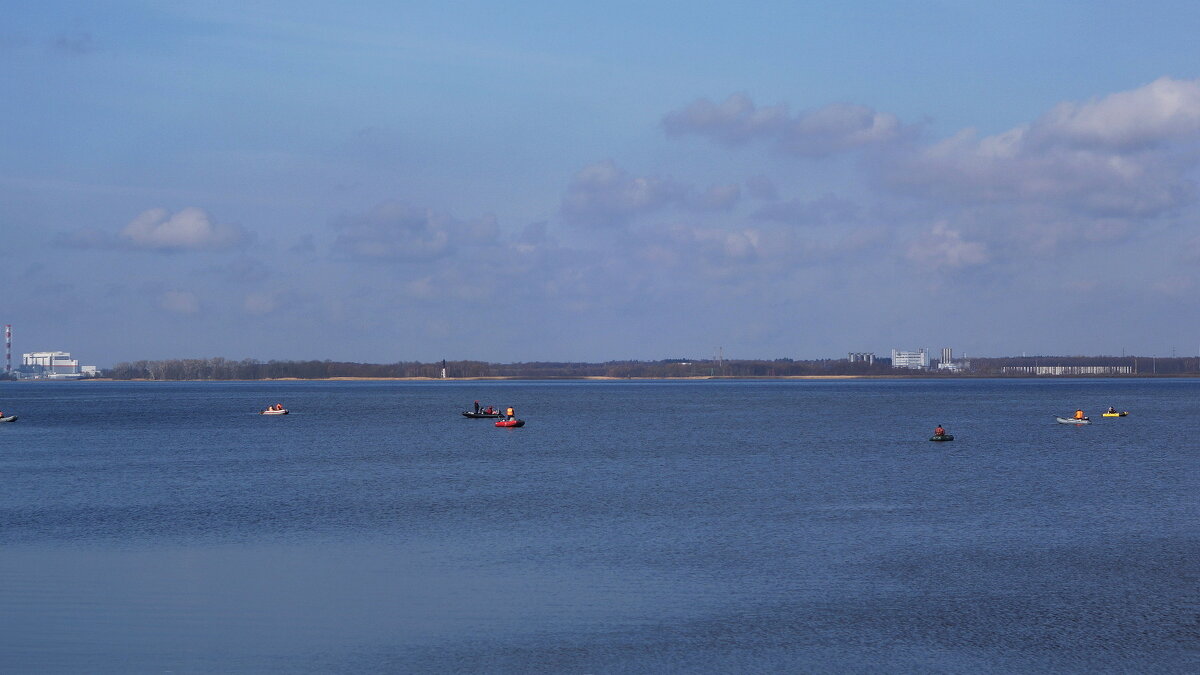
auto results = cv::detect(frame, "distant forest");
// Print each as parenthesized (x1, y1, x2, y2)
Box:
(99, 355, 1200, 380)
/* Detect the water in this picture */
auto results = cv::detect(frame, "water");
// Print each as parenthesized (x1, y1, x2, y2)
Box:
(1, 379, 1196, 673)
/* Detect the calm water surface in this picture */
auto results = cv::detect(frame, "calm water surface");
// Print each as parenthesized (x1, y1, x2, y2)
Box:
(1, 379, 1196, 673)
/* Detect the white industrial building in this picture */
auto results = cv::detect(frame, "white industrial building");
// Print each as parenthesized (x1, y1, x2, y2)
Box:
(19, 351, 96, 379)
(891, 348, 928, 370)
(1000, 365, 1134, 375)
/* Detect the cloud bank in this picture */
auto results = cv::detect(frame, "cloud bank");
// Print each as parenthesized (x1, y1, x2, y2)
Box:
(885, 78, 1200, 214)
(41, 76, 1200, 362)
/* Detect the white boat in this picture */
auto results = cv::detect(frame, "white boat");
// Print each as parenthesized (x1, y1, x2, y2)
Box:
(260, 408, 289, 415)
(0, 415, 17, 423)
(1055, 416, 1089, 424)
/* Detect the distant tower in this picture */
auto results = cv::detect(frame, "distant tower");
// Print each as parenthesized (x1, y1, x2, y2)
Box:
(441, 359, 447, 379)
(942, 347, 952, 364)
(4, 325, 10, 374)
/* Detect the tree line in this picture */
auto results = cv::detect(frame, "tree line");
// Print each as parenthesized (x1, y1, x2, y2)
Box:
(105, 358, 480, 380)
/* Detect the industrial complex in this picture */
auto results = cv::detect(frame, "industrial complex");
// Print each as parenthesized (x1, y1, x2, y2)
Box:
(3, 325, 97, 379)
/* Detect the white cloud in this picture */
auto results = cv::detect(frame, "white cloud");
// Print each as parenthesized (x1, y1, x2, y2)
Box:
(1030, 76, 1200, 151)
(906, 223, 989, 270)
(121, 207, 247, 251)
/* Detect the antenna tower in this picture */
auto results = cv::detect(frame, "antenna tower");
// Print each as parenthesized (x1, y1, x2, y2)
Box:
(4, 325, 9, 374)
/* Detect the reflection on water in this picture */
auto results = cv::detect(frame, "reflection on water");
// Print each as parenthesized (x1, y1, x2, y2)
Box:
(0, 379, 1196, 672)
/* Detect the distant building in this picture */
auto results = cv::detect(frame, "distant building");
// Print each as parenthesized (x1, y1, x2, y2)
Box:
(848, 352, 875, 365)
(891, 348, 928, 370)
(937, 346, 969, 371)
(1001, 365, 1133, 375)
(19, 351, 96, 379)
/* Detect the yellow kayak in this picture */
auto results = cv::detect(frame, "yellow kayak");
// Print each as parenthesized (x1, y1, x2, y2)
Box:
(1101, 411, 1128, 417)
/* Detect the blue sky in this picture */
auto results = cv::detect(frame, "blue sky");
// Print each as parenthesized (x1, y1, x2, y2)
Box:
(4, 1, 1200, 365)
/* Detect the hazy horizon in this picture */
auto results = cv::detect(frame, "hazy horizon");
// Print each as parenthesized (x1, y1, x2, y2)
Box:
(5, 2, 1200, 365)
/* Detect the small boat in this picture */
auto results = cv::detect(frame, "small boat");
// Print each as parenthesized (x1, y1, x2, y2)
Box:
(1101, 411, 1128, 417)
(495, 418, 525, 428)
(0, 415, 17, 423)
(929, 434, 954, 441)
(462, 411, 502, 418)
(260, 408, 289, 415)
(1056, 416, 1089, 424)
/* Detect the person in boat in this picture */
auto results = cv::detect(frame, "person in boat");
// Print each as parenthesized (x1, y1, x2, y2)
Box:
(1073, 409, 1086, 420)
(1107, 406, 1117, 414)
(505, 406, 515, 420)
(484, 405, 494, 414)
(474, 400, 480, 414)
(934, 425, 945, 437)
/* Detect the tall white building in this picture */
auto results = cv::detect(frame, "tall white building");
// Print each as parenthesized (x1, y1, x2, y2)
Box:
(937, 346, 970, 371)
(891, 348, 928, 370)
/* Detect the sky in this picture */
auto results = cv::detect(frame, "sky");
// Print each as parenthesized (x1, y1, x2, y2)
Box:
(3, 1, 1200, 366)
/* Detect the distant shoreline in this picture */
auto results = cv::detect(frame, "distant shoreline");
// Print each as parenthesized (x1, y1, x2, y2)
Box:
(73, 375, 871, 382)
(39, 373, 1200, 382)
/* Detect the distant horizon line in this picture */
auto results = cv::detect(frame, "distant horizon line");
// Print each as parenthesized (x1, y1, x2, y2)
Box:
(97, 353, 1198, 364)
